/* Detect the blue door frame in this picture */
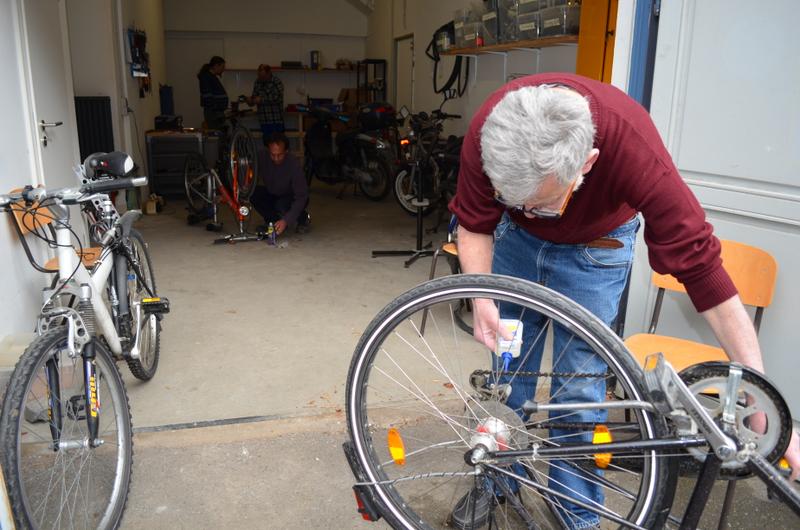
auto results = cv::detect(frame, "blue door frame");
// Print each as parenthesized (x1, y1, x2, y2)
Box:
(614, 0, 661, 337)
(627, 0, 660, 110)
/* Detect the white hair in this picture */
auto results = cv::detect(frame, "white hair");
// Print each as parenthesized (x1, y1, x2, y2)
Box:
(480, 85, 595, 205)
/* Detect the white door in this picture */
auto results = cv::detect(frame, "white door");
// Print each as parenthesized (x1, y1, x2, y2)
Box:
(395, 36, 414, 112)
(19, 0, 81, 189)
(624, 0, 800, 415)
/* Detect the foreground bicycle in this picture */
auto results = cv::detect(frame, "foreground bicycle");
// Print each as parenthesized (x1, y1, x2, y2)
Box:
(183, 104, 260, 244)
(0, 155, 169, 529)
(343, 274, 800, 529)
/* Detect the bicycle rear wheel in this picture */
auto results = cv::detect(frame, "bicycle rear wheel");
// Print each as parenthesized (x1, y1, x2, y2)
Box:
(0, 329, 133, 530)
(124, 229, 161, 381)
(229, 127, 259, 202)
(346, 274, 676, 530)
(183, 152, 214, 214)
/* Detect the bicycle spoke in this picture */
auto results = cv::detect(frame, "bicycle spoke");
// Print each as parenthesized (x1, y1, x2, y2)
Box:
(348, 276, 672, 529)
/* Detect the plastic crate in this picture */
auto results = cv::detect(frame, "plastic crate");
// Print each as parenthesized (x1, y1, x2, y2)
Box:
(461, 22, 483, 48)
(498, 0, 520, 43)
(481, 9, 500, 45)
(538, 4, 581, 37)
(518, 0, 542, 15)
(518, 12, 540, 40)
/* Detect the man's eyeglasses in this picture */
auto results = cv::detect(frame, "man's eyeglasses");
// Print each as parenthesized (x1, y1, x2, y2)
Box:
(494, 180, 577, 220)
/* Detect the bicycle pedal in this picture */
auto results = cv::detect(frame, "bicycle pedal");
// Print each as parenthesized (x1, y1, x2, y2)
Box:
(141, 297, 170, 315)
(67, 395, 87, 421)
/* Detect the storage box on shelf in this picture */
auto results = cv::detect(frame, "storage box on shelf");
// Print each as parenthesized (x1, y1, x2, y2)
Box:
(454, 8, 469, 48)
(518, 11, 540, 40)
(498, 0, 520, 43)
(462, 22, 483, 48)
(481, 9, 500, 46)
(539, 3, 581, 37)
(518, 0, 542, 15)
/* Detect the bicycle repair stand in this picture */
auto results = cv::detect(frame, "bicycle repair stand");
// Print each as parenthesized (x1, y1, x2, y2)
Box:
(212, 205, 268, 245)
(371, 158, 435, 268)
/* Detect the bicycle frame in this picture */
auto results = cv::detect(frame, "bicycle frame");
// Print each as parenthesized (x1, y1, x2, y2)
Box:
(45, 203, 152, 360)
(52, 216, 120, 354)
(463, 353, 800, 526)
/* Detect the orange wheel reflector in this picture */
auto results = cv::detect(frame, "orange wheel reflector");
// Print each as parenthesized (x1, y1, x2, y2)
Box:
(592, 425, 612, 469)
(779, 457, 790, 470)
(400, 138, 410, 146)
(387, 428, 406, 466)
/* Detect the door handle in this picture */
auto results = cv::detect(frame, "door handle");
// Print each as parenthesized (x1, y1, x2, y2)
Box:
(40, 120, 64, 128)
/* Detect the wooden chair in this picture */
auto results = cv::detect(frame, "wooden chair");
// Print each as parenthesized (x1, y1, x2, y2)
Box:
(420, 216, 472, 335)
(625, 239, 777, 372)
(6, 189, 102, 273)
(624, 239, 777, 529)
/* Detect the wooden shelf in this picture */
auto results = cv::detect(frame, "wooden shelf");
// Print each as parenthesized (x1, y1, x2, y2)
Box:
(227, 67, 356, 73)
(440, 35, 578, 56)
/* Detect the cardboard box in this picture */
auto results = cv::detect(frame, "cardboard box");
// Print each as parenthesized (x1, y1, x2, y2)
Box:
(337, 88, 370, 114)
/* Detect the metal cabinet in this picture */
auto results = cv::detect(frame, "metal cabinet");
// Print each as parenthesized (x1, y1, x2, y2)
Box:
(145, 131, 203, 198)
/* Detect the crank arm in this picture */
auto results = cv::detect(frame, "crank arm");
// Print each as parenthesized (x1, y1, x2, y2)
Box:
(642, 353, 738, 460)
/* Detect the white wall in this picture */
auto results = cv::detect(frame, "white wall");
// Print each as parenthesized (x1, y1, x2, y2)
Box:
(116, 0, 167, 177)
(366, 0, 577, 136)
(164, 0, 369, 128)
(163, 0, 368, 36)
(0, 2, 57, 354)
(66, 0, 166, 197)
(66, 0, 124, 155)
(166, 33, 363, 128)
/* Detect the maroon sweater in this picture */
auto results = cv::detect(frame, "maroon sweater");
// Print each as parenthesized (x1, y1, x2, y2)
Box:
(450, 73, 736, 312)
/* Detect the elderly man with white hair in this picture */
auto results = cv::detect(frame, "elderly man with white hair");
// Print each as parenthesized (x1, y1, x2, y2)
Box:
(448, 72, 799, 529)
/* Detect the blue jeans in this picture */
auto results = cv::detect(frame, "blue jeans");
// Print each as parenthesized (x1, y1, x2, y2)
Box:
(492, 213, 639, 529)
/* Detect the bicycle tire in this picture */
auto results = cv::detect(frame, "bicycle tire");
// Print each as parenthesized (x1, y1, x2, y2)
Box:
(0, 329, 133, 530)
(359, 155, 392, 201)
(124, 229, 161, 381)
(183, 152, 214, 215)
(229, 127, 259, 202)
(346, 274, 676, 530)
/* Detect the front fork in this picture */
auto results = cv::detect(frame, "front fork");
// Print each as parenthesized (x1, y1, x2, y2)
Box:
(82, 341, 101, 446)
(78, 284, 101, 448)
(45, 357, 62, 450)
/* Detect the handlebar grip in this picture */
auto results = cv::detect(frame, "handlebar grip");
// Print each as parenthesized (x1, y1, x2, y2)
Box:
(82, 176, 148, 194)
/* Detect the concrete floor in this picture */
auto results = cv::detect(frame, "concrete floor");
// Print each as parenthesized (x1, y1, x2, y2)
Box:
(71, 183, 798, 528)
(122, 183, 431, 529)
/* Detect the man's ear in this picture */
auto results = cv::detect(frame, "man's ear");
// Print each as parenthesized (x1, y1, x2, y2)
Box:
(581, 148, 600, 175)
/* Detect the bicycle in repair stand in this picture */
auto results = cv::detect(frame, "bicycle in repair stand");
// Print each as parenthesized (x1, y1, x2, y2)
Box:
(0, 152, 169, 529)
(183, 101, 263, 244)
(343, 274, 800, 529)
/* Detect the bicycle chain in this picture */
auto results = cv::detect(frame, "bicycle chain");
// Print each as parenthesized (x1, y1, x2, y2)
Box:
(473, 369, 607, 379)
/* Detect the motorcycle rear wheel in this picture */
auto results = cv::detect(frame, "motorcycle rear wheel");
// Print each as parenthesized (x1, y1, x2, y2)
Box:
(394, 167, 437, 216)
(359, 156, 391, 201)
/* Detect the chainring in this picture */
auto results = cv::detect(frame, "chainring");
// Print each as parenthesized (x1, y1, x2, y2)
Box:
(679, 362, 792, 477)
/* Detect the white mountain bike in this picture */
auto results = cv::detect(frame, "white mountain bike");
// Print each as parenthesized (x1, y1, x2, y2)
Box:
(0, 152, 169, 529)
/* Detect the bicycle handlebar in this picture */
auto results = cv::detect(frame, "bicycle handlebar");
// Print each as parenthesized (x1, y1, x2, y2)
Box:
(0, 176, 148, 207)
(84, 176, 148, 194)
(431, 110, 461, 120)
